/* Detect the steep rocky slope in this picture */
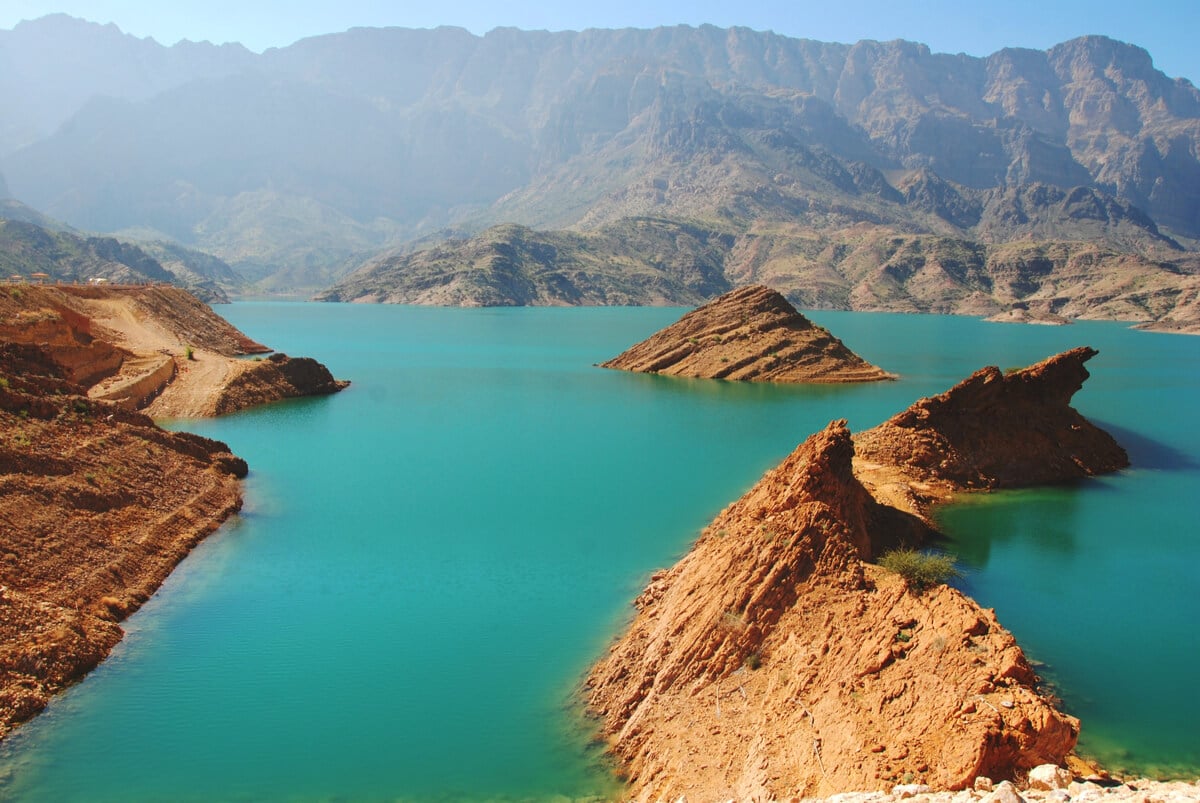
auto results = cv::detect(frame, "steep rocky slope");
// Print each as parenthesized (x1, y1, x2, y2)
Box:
(0, 282, 349, 738)
(600, 284, 894, 382)
(0, 284, 348, 417)
(586, 348, 1128, 801)
(0, 342, 247, 736)
(854, 347, 1129, 492)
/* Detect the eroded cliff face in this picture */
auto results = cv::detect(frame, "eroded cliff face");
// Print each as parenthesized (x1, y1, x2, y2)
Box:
(587, 348, 1128, 800)
(0, 343, 247, 736)
(601, 285, 894, 383)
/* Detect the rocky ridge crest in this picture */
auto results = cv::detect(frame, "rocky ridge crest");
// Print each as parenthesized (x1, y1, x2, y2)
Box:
(4, 24, 1200, 295)
(855, 347, 1128, 492)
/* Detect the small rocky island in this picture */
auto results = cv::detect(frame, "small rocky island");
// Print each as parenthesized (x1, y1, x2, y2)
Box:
(601, 285, 895, 383)
(586, 348, 1129, 801)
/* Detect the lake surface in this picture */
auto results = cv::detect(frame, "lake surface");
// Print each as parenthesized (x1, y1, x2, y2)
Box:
(1, 305, 1196, 800)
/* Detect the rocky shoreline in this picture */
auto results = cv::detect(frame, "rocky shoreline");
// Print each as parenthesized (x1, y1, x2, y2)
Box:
(0, 284, 349, 418)
(0, 341, 247, 736)
(0, 285, 347, 738)
(586, 348, 1137, 801)
(793, 774, 1200, 803)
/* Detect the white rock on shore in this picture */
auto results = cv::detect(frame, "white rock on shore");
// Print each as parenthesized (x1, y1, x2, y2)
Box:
(788, 767, 1200, 803)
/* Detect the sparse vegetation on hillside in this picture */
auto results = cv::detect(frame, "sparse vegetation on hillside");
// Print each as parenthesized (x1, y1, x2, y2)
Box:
(877, 548, 961, 594)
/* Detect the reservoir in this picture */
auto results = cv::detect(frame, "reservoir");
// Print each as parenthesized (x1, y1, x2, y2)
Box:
(1, 304, 1196, 800)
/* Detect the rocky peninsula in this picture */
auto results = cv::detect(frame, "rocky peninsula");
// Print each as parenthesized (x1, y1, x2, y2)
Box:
(0, 284, 347, 737)
(0, 284, 348, 417)
(586, 348, 1131, 801)
(601, 285, 895, 383)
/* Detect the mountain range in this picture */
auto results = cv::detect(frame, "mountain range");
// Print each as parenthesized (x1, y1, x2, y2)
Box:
(1, 15, 1198, 327)
(0, 199, 239, 301)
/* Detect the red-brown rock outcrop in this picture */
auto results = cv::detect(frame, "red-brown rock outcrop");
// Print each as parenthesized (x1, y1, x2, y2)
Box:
(601, 285, 895, 383)
(212, 353, 350, 416)
(854, 347, 1129, 492)
(0, 343, 247, 737)
(586, 348, 1127, 801)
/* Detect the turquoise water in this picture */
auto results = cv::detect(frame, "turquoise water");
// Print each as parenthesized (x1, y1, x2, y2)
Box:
(0, 305, 1196, 800)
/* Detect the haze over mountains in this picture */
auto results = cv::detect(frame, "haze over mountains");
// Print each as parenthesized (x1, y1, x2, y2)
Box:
(1, 14, 1198, 325)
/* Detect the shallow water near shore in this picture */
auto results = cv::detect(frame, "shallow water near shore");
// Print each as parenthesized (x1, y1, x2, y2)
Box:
(0, 305, 1196, 800)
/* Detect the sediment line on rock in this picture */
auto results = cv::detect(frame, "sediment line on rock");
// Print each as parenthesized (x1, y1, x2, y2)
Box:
(601, 285, 895, 383)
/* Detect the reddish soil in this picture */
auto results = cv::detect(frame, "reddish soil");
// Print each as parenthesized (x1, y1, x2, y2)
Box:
(0, 284, 347, 418)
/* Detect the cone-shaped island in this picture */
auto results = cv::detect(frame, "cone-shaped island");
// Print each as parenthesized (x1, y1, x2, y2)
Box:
(601, 285, 895, 383)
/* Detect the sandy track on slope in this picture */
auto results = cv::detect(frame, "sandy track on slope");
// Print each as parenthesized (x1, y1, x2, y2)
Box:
(61, 290, 265, 418)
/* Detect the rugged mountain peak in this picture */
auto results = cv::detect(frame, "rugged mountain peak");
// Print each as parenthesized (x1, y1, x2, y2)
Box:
(600, 284, 895, 382)
(3, 23, 1199, 296)
(1049, 35, 1159, 83)
(854, 346, 1130, 489)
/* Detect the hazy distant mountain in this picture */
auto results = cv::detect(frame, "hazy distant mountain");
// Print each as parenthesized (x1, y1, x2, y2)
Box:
(0, 14, 253, 153)
(1, 18, 1198, 304)
(117, 237, 243, 298)
(318, 216, 1199, 335)
(0, 200, 238, 301)
(0, 199, 66, 230)
(316, 219, 733, 305)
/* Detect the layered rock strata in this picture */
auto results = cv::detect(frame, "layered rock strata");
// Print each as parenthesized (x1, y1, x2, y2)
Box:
(601, 285, 895, 383)
(0, 344, 247, 736)
(854, 347, 1129, 493)
(586, 348, 1128, 801)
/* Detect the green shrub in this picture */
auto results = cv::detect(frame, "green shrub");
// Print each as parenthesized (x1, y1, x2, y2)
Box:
(878, 548, 961, 594)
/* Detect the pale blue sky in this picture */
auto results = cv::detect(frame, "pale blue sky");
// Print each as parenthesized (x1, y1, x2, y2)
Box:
(1, 1, 1196, 84)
